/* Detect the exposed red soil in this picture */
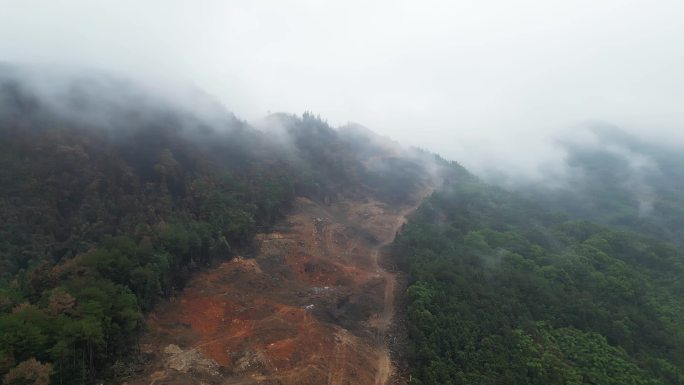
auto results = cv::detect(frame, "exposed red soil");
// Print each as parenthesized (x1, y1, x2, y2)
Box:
(130, 191, 428, 385)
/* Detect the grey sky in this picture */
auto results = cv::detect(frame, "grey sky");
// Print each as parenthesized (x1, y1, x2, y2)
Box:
(2, 0, 683, 179)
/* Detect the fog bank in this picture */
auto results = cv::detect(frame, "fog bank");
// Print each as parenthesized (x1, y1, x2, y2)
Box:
(2, 0, 683, 181)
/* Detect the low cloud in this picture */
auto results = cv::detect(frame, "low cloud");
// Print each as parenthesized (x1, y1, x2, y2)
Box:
(1, 0, 684, 181)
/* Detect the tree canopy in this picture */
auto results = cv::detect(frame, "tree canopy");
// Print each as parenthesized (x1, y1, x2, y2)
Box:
(395, 162, 684, 384)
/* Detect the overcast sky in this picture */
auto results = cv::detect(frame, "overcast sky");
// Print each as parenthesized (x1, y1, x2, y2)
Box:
(2, 0, 683, 179)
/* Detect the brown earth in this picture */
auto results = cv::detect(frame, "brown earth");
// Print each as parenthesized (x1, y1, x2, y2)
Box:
(129, 189, 428, 385)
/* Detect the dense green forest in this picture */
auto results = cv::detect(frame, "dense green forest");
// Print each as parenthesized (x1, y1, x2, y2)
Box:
(0, 70, 420, 383)
(395, 161, 684, 384)
(0, 77, 292, 382)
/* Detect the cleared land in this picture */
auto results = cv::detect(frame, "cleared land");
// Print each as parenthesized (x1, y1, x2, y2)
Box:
(130, 189, 428, 385)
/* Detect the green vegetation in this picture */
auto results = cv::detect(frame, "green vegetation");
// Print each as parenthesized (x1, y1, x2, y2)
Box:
(395, 162, 684, 384)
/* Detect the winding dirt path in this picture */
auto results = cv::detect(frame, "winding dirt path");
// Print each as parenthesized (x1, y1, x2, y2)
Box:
(370, 199, 431, 385)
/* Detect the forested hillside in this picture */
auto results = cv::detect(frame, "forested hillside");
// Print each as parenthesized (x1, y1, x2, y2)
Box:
(517, 126, 684, 246)
(0, 69, 419, 383)
(5, 66, 684, 385)
(395, 161, 684, 384)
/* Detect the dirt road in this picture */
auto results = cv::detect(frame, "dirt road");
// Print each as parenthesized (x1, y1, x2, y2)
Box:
(369, 200, 429, 385)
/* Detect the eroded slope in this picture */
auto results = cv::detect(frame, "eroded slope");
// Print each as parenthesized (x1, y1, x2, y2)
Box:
(131, 189, 429, 385)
